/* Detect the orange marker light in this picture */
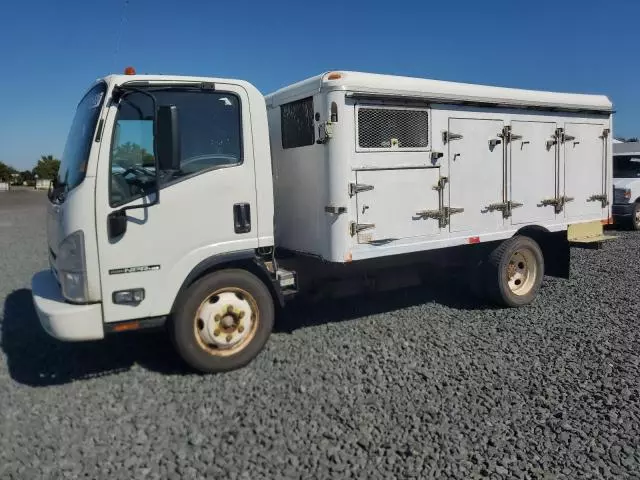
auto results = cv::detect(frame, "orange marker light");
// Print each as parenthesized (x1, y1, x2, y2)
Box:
(468, 236, 481, 244)
(327, 72, 342, 80)
(124, 66, 136, 75)
(112, 321, 140, 332)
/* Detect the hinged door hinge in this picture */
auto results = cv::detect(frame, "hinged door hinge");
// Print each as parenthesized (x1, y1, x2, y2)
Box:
(432, 176, 448, 192)
(349, 182, 374, 196)
(538, 196, 574, 213)
(555, 127, 576, 143)
(350, 222, 375, 236)
(482, 201, 523, 218)
(587, 194, 609, 207)
(498, 125, 523, 143)
(600, 128, 611, 139)
(325, 205, 347, 215)
(442, 131, 463, 144)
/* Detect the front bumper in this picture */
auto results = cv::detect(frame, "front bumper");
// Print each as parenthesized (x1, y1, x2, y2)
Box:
(612, 203, 635, 218)
(31, 270, 104, 341)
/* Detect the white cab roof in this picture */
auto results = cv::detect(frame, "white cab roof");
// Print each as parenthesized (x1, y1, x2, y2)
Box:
(265, 71, 613, 113)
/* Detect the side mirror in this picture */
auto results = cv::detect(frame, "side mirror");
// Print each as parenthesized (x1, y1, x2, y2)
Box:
(156, 105, 181, 171)
(108, 209, 128, 238)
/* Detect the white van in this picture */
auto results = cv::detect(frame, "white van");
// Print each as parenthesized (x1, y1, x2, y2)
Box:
(612, 142, 640, 229)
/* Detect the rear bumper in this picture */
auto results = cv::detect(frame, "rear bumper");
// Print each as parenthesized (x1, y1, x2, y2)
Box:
(612, 203, 635, 218)
(31, 270, 104, 341)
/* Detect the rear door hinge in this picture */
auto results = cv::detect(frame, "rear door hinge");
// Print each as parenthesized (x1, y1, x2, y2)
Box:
(483, 201, 523, 218)
(538, 196, 574, 213)
(442, 131, 463, 144)
(350, 222, 375, 236)
(349, 182, 374, 197)
(587, 194, 609, 207)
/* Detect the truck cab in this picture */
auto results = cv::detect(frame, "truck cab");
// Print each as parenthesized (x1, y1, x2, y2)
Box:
(32, 71, 280, 372)
(612, 142, 640, 229)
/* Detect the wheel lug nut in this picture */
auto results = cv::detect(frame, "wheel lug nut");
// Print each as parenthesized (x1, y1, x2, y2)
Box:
(215, 315, 221, 322)
(238, 326, 244, 333)
(226, 334, 233, 342)
(214, 329, 221, 337)
(238, 311, 245, 319)
(227, 305, 233, 313)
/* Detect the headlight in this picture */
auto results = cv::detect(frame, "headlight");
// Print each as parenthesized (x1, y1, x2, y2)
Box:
(58, 231, 88, 303)
(614, 188, 631, 203)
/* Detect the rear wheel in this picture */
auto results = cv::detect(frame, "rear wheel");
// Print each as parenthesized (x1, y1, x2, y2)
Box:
(484, 235, 544, 307)
(631, 202, 640, 231)
(170, 269, 274, 373)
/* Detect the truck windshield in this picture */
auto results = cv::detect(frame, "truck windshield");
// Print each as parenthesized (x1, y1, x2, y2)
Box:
(613, 155, 640, 178)
(55, 82, 106, 196)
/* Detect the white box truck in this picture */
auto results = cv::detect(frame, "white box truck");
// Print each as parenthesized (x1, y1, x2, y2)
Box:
(31, 69, 614, 373)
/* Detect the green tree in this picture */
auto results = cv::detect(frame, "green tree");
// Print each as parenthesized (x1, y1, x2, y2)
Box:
(0, 161, 17, 182)
(33, 155, 61, 180)
(112, 142, 155, 168)
(20, 170, 35, 185)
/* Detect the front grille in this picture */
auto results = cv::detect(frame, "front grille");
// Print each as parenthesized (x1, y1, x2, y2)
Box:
(357, 107, 429, 149)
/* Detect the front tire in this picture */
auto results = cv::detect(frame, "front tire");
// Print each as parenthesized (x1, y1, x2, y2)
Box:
(170, 269, 275, 373)
(484, 235, 544, 307)
(631, 202, 640, 231)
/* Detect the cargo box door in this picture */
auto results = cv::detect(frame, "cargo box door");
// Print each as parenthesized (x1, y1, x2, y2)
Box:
(564, 123, 606, 221)
(448, 118, 505, 233)
(354, 168, 441, 243)
(510, 121, 558, 225)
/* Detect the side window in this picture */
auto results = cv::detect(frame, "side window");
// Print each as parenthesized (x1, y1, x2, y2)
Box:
(109, 90, 243, 207)
(357, 106, 429, 151)
(281, 97, 315, 149)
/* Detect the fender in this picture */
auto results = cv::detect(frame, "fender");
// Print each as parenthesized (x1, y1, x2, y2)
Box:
(172, 249, 285, 313)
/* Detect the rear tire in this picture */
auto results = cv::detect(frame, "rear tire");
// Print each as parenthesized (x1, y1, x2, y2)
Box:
(484, 235, 544, 307)
(630, 203, 640, 231)
(169, 269, 274, 373)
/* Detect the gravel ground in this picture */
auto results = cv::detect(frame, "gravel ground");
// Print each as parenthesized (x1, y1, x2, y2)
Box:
(1, 190, 639, 479)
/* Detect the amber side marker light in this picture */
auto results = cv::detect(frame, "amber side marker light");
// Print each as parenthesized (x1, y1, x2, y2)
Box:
(111, 321, 141, 333)
(326, 72, 343, 80)
(124, 66, 136, 75)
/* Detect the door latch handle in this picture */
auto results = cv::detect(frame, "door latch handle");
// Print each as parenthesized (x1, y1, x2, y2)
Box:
(233, 203, 251, 234)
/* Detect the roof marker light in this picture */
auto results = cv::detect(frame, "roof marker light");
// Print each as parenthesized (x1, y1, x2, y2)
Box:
(124, 66, 136, 75)
(327, 72, 343, 80)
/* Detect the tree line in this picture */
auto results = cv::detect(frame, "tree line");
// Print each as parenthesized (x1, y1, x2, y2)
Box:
(0, 155, 60, 185)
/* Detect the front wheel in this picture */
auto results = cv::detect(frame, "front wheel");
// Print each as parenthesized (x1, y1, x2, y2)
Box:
(169, 269, 275, 373)
(631, 202, 640, 231)
(484, 235, 545, 307)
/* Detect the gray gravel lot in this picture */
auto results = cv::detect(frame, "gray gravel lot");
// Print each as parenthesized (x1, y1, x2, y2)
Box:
(1, 190, 639, 479)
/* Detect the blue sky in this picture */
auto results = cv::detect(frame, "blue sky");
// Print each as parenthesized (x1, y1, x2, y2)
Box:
(0, 0, 638, 170)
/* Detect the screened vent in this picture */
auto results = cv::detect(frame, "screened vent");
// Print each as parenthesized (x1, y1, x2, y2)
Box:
(281, 97, 315, 149)
(357, 107, 429, 149)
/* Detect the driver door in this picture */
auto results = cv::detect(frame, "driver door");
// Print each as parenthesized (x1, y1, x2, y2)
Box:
(95, 84, 259, 323)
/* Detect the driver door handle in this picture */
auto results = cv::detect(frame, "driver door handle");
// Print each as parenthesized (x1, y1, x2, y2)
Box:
(233, 203, 251, 234)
